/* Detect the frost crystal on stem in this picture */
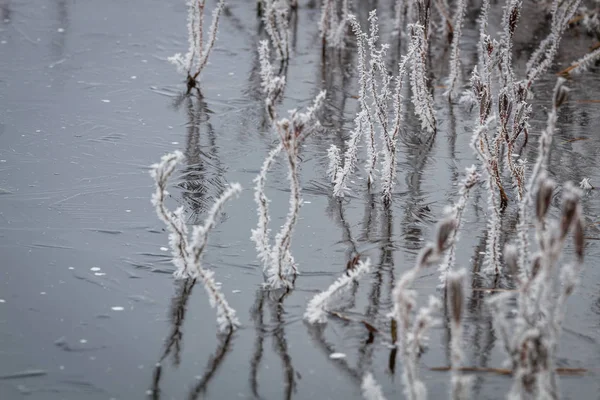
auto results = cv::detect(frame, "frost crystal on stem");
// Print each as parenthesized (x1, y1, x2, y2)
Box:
(517, 78, 569, 277)
(150, 151, 241, 333)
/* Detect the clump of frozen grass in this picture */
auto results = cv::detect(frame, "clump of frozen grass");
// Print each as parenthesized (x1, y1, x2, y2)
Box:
(304, 258, 371, 324)
(362, 373, 388, 400)
(262, 0, 290, 62)
(169, 0, 226, 93)
(438, 166, 480, 287)
(390, 217, 456, 400)
(329, 11, 413, 203)
(150, 151, 241, 333)
(446, 269, 473, 400)
(251, 91, 327, 289)
(320, 0, 349, 49)
(488, 180, 585, 399)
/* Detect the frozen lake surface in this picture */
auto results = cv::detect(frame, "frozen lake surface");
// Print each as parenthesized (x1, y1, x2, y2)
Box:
(1, 1, 599, 399)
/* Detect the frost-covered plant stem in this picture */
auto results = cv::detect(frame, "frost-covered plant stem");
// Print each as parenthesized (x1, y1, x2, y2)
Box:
(151, 152, 191, 276)
(262, 0, 290, 62)
(517, 79, 568, 277)
(380, 54, 411, 205)
(253, 91, 327, 289)
(251, 143, 283, 270)
(349, 13, 379, 188)
(409, 23, 436, 134)
(304, 258, 371, 324)
(438, 166, 479, 287)
(446, 0, 467, 99)
(390, 218, 456, 400)
(471, 118, 503, 276)
(150, 151, 241, 333)
(258, 40, 286, 121)
(271, 127, 303, 287)
(560, 47, 600, 76)
(526, 0, 582, 87)
(169, 0, 226, 93)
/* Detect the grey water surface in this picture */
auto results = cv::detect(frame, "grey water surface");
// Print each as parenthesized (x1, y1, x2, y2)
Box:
(1, 1, 599, 399)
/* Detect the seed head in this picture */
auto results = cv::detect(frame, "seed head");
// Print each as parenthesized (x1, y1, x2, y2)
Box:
(553, 78, 569, 109)
(436, 218, 457, 254)
(535, 177, 555, 222)
(447, 270, 466, 325)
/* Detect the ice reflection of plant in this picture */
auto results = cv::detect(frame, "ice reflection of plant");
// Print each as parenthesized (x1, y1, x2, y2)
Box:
(169, 0, 226, 93)
(150, 151, 241, 333)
